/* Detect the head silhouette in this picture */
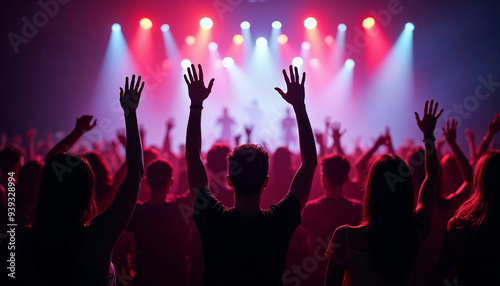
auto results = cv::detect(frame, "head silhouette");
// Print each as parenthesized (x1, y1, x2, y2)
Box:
(406, 147, 425, 196)
(147, 159, 174, 192)
(455, 151, 500, 229)
(321, 154, 350, 188)
(272, 147, 292, 174)
(83, 152, 112, 202)
(227, 144, 269, 197)
(362, 154, 419, 282)
(34, 154, 97, 227)
(0, 146, 24, 175)
(206, 143, 231, 174)
(363, 154, 415, 225)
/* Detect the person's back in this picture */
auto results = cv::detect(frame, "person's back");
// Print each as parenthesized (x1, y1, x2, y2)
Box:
(303, 197, 362, 242)
(18, 75, 145, 286)
(194, 188, 300, 285)
(429, 150, 500, 285)
(301, 155, 362, 286)
(450, 221, 500, 284)
(127, 159, 189, 286)
(325, 100, 443, 286)
(127, 201, 189, 285)
(184, 64, 316, 285)
(327, 225, 417, 286)
(303, 155, 362, 241)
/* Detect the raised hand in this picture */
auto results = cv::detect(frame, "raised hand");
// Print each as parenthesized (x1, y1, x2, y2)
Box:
(234, 134, 241, 146)
(314, 130, 324, 145)
(244, 125, 253, 137)
(275, 65, 306, 109)
(374, 134, 387, 148)
(166, 118, 175, 131)
(75, 115, 97, 133)
(331, 121, 346, 142)
(415, 100, 443, 138)
(464, 128, 475, 143)
(486, 113, 500, 138)
(184, 64, 215, 105)
(120, 74, 145, 115)
(117, 129, 126, 147)
(442, 119, 458, 145)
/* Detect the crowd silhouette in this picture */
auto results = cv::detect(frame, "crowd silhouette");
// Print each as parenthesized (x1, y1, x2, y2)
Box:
(0, 64, 499, 286)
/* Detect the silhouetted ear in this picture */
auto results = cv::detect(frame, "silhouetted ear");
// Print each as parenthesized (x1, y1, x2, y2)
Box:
(225, 175, 233, 186)
(168, 177, 174, 187)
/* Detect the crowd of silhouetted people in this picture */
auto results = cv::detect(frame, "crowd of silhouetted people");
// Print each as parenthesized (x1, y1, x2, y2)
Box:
(0, 64, 499, 286)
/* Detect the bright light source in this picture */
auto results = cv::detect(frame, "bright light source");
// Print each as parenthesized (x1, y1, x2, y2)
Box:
(345, 59, 355, 68)
(256, 37, 267, 48)
(324, 35, 334, 45)
(338, 23, 347, 32)
(302, 41, 311, 50)
(292, 57, 303, 67)
(405, 22, 415, 31)
(161, 24, 170, 32)
(272, 21, 282, 29)
(140, 18, 153, 30)
(181, 59, 192, 69)
(304, 17, 317, 29)
(185, 35, 196, 45)
(310, 58, 320, 67)
(208, 42, 218, 51)
(200, 17, 213, 30)
(240, 21, 250, 30)
(233, 34, 244, 45)
(277, 34, 288, 44)
(112, 23, 121, 32)
(222, 57, 234, 68)
(362, 17, 375, 29)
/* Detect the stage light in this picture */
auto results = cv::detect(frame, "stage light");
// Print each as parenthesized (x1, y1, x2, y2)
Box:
(208, 42, 218, 51)
(338, 23, 347, 32)
(222, 57, 234, 68)
(240, 21, 250, 30)
(362, 17, 375, 29)
(160, 24, 170, 32)
(304, 17, 317, 29)
(200, 17, 213, 30)
(345, 59, 355, 68)
(301, 41, 311, 50)
(324, 35, 334, 45)
(256, 37, 267, 48)
(272, 21, 282, 29)
(277, 34, 288, 44)
(181, 59, 192, 69)
(185, 35, 196, 45)
(310, 58, 320, 67)
(140, 18, 153, 30)
(111, 23, 121, 32)
(292, 57, 303, 67)
(233, 34, 244, 45)
(405, 22, 415, 31)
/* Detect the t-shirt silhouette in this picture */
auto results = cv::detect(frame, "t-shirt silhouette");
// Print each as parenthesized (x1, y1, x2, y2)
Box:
(193, 188, 301, 286)
(127, 201, 190, 286)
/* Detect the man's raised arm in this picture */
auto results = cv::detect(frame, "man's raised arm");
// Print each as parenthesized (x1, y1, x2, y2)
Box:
(275, 65, 317, 210)
(184, 64, 215, 200)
